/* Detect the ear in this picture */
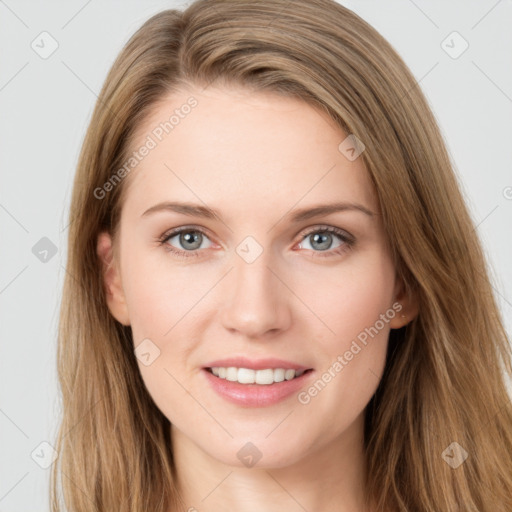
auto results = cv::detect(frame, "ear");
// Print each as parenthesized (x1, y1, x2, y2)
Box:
(389, 276, 419, 329)
(96, 231, 131, 326)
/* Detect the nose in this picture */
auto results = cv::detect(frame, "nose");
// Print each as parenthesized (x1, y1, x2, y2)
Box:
(219, 247, 292, 339)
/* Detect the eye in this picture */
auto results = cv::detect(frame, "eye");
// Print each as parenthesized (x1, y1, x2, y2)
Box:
(296, 226, 354, 258)
(158, 227, 213, 259)
(158, 225, 355, 259)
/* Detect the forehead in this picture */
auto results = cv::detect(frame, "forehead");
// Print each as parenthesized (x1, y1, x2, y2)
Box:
(121, 84, 378, 219)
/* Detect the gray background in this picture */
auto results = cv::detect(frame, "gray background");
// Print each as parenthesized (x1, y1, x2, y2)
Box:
(1, 1, 511, 510)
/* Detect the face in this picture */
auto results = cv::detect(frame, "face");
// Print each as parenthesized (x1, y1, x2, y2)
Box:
(97, 84, 414, 469)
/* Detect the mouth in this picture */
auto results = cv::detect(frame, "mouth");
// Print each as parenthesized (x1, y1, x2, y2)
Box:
(204, 366, 314, 385)
(202, 365, 315, 407)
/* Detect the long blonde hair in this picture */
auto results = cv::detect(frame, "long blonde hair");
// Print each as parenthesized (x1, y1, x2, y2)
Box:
(51, 0, 512, 510)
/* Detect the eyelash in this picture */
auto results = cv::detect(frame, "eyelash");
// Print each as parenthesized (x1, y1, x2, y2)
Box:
(157, 225, 355, 260)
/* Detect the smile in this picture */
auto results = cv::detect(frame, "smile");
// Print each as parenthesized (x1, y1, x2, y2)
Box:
(208, 366, 310, 385)
(202, 367, 314, 407)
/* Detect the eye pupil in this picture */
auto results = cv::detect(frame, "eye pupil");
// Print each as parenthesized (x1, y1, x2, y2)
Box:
(310, 232, 332, 251)
(181, 231, 202, 250)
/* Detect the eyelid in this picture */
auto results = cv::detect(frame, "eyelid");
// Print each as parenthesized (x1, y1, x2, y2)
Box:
(298, 224, 354, 243)
(159, 224, 218, 248)
(159, 223, 353, 242)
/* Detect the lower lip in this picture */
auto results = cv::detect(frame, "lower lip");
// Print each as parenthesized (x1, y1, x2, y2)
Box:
(202, 368, 314, 407)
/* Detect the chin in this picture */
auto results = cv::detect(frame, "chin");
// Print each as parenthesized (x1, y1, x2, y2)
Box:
(205, 436, 306, 470)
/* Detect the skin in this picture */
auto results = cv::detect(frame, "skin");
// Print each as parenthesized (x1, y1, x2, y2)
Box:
(97, 83, 418, 512)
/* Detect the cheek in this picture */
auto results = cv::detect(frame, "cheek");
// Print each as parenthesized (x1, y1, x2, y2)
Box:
(121, 253, 210, 410)
(299, 248, 396, 347)
(296, 251, 395, 405)
(121, 248, 207, 341)
(122, 259, 202, 423)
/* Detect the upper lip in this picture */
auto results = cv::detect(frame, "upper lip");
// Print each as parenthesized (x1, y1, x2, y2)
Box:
(203, 357, 312, 371)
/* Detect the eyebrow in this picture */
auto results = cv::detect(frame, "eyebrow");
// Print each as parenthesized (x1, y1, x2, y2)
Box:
(141, 200, 375, 222)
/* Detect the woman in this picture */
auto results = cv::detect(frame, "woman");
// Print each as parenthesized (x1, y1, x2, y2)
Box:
(51, 0, 512, 510)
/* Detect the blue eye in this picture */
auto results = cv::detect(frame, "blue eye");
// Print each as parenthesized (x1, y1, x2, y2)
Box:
(297, 226, 354, 257)
(158, 225, 354, 259)
(159, 227, 213, 259)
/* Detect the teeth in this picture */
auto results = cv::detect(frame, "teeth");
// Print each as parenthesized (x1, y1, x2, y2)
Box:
(210, 367, 306, 385)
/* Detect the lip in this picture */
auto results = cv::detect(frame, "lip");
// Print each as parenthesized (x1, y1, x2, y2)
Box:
(203, 357, 312, 371)
(202, 367, 315, 407)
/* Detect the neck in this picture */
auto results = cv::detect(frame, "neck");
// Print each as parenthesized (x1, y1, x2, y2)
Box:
(170, 410, 372, 512)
